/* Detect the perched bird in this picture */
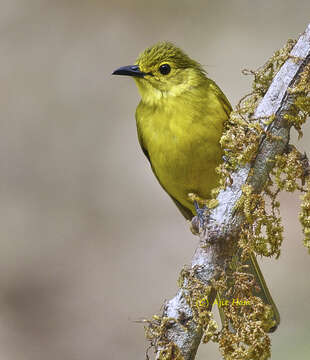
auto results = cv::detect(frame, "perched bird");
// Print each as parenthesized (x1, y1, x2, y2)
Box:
(113, 42, 280, 331)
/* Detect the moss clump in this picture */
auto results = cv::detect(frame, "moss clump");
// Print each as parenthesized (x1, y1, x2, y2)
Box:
(285, 63, 310, 138)
(157, 342, 184, 360)
(299, 179, 310, 253)
(144, 267, 218, 359)
(178, 266, 219, 342)
(218, 39, 297, 177)
(243, 39, 296, 96)
(237, 184, 283, 258)
(219, 303, 271, 360)
(216, 38, 310, 260)
(211, 265, 275, 360)
(144, 315, 186, 360)
(272, 146, 307, 192)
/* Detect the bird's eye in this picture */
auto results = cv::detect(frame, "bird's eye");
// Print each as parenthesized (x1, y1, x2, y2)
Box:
(159, 64, 171, 75)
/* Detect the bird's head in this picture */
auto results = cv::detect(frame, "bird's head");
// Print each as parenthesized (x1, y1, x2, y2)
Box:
(112, 42, 206, 105)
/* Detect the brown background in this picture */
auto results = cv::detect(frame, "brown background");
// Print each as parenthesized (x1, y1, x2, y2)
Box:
(0, 1, 310, 359)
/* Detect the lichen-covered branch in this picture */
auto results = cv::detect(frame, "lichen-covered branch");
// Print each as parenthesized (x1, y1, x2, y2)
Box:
(146, 24, 310, 360)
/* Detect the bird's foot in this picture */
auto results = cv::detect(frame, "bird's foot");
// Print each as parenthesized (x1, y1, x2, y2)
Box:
(194, 200, 208, 231)
(188, 193, 211, 234)
(222, 148, 233, 165)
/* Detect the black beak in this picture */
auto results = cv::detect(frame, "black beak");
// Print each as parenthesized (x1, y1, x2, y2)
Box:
(112, 65, 147, 78)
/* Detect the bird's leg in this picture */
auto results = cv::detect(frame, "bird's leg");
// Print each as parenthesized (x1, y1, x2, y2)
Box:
(194, 200, 208, 230)
(222, 148, 232, 164)
(188, 193, 211, 234)
(222, 149, 234, 186)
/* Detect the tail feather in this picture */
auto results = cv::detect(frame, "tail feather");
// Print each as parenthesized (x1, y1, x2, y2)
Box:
(247, 253, 280, 332)
(217, 253, 280, 333)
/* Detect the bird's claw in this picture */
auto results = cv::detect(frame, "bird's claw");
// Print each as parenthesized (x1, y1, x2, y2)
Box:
(194, 200, 208, 230)
(222, 148, 232, 165)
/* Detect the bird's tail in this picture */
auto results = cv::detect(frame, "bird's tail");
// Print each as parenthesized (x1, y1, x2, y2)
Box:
(218, 252, 280, 333)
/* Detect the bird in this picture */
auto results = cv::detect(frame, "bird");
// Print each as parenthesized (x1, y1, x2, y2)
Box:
(112, 41, 280, 332)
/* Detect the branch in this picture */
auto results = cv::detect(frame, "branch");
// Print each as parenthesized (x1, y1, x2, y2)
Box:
(151, 24, 310, 360)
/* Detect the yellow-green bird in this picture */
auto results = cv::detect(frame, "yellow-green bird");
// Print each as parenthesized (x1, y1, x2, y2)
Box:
(113, 42, 280, 331)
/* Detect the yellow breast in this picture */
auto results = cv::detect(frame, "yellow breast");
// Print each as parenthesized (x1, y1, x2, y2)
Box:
(136, 82, 229, 214)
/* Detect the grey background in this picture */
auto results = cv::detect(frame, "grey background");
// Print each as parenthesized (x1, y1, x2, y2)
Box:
(0, 1, 310, 359)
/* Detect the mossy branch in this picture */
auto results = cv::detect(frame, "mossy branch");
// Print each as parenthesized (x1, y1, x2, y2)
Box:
(146, 24, 310, 360)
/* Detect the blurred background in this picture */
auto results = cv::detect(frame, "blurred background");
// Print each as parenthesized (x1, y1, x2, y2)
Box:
(0, 1, 310, 359)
